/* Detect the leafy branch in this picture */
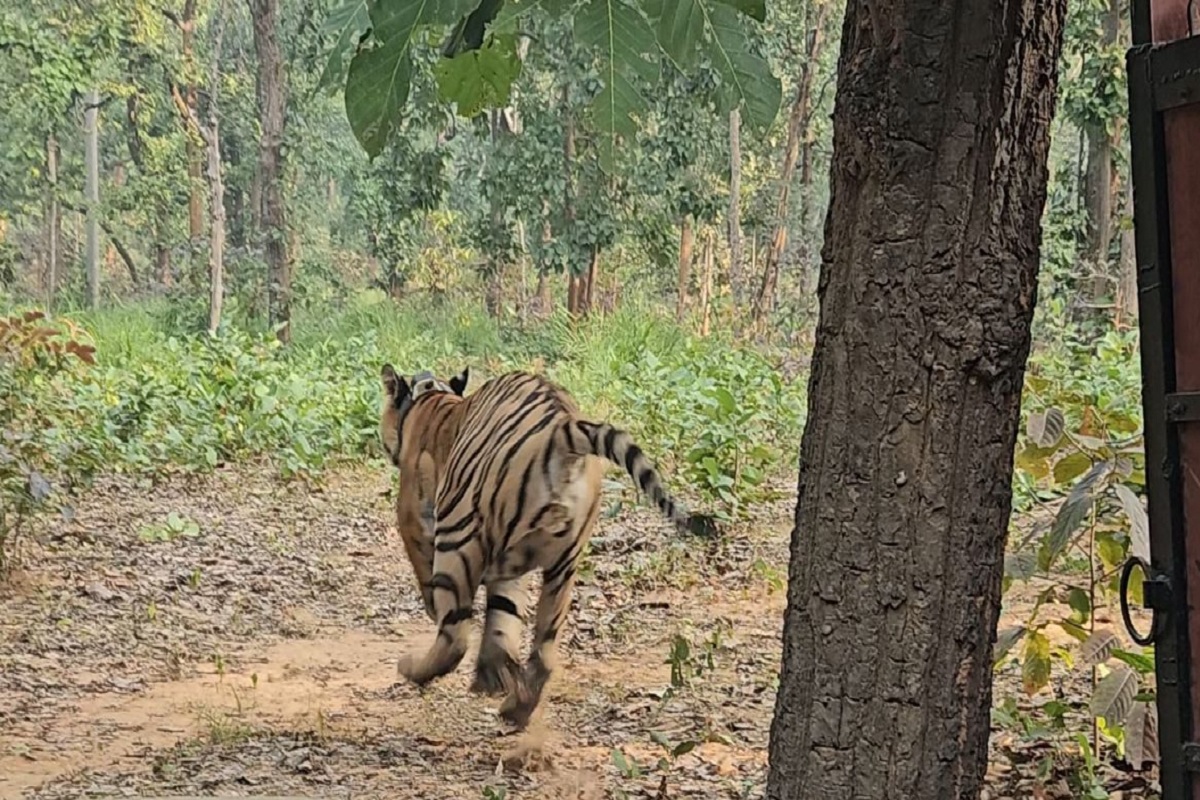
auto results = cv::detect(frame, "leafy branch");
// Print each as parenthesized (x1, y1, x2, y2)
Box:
(322, 0, 780, 164)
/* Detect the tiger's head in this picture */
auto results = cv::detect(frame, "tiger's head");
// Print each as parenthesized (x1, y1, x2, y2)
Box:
(378, 364, 469, 468)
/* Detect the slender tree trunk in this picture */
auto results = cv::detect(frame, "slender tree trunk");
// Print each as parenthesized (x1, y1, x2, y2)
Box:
(45, 134, 59, 311)
(766, 2, 1067, 798)
(753, 0, 831, 327)
(676, 214, 694, 322)
(1083, 0, 1122, 307)
(249, 165, 262, 234)
(700, 229, 714, 337)
(728, 108, 744, 305)
(536, 271, 551, 315)
(562, 84, 581, 317)
(181, 0, 204, 244)
(84, 89, 101, 309)
(170, 1, 226, 318)
(249, 0, 291, 343)
(155, 210, 172, 286)
(583, 246, 597, 315)
(536, 203, 554, 318)
(1115, 177, 1137, 325)
(207, 72, 226, 332)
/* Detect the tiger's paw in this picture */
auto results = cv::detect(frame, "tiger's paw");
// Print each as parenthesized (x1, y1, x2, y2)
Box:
(498, 686, 538, 731)
(471, 653, 520, 697)
(396, 654, 428, 686)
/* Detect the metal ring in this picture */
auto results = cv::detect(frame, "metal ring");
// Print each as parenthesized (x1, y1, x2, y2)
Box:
(1119, 557, 1159, 647)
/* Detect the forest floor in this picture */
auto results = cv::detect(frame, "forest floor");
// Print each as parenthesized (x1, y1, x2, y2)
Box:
(0, 463, 1159, 799)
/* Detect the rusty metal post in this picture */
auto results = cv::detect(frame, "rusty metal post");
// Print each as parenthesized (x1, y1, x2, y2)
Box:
(1126, 2, 1200, 798)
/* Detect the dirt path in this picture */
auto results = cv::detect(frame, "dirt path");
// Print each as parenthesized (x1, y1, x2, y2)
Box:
(0, 463, 1158, 798)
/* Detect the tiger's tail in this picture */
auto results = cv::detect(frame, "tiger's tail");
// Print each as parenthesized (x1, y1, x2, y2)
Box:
(563, 419, 711, 535)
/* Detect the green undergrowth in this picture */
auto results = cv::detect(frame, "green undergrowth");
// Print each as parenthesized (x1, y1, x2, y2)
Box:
(2, 291, 808, 539)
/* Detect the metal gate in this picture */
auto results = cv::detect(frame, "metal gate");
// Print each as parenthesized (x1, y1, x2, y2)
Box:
(1124, 2, 1200, 798)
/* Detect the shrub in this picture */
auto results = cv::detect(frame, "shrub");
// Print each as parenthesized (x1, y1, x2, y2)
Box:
(0, 311, 104, 573)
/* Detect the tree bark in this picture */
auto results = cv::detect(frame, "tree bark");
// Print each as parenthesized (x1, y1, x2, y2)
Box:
(700, 229, 714, 336)
(562, 84, 582, 318)
(249, 0, 291, 343)
(84, 89, 101, 310)
(676, 214, 694, 322)
(207, 6, 228, 334)
(753, 0, 831, 327)
(45, 134, 59, 311)
(1082, 0, 1122, 306)
(728, 108, 744, 305)
(766, 2, 1067, 798)
(181, 0, 205, 244)
(1115, 177, 1137, 326)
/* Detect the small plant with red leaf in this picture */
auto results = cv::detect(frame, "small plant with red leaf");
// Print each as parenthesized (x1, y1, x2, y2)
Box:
(0, 309, 101, 575)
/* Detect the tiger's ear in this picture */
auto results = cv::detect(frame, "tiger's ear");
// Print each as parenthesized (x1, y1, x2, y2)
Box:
(449, 366, 470, 396)
(381, 364, 411, 405)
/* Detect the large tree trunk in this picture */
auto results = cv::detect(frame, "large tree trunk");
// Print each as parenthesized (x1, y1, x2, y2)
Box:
(83, 89, 101, 309)
(752, 0, 831, 327)
(728, 108, 744, 305)
(766, 2, 1067, 798)
(249, 0, 291, 343)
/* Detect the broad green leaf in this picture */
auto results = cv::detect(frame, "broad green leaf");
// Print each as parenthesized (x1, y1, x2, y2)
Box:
(1022, 629, 1052, 695)
(672, 740, 697, 757)
(1057, 619, 1089, 643)
(993, 626, 1025, 666)
(1066, 587, 1090, 623)
(653, 0, 705, 68)
(574, 0, 659, 169)
(1052, 451, 1093, 486)
(434, 35, 522, 117)
(491, 0, 572, 29)
(1111, 647, 1156, 675)
(1113, 483, 1150, 562)
(318, 0, 371, 92)
(1096, 531, 1127, 571)
(1038, 461, 1105, 571)
(344, 0, 477, 157)
(703, 2, 780, 133)
(1091, 665, 1138, 725)
(711, 0, 764, 23)
(1015, 444, 1056, 480)
(345, 37, 416, 158)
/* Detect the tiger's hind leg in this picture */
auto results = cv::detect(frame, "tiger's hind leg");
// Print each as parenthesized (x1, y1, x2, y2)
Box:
(470, 577, 530, 696)
(500, 500, 600, 729)
(396, 525, 483, 687)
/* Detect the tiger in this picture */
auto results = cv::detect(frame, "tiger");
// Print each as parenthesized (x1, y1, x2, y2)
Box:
(378, 363, 708, 729)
